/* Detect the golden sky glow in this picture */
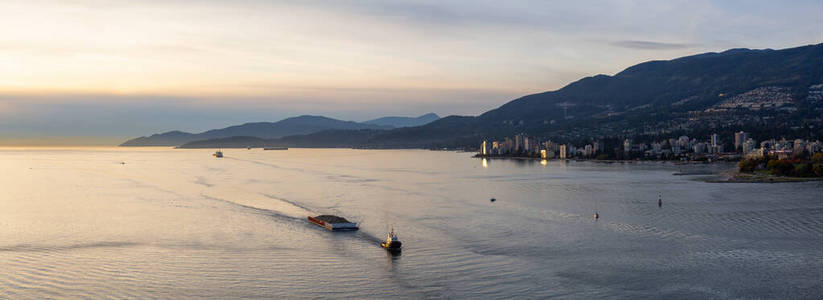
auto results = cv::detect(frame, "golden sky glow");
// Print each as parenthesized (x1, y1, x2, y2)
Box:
(1, 0, 822, 144)
(0, 1, 545, 98)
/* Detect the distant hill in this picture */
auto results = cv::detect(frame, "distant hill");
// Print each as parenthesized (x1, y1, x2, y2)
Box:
(177, 130, 384, 149)
(128, 43, 823, 149)
(119, 130, 199, 147)
(120, 115, 391, 146)
(478, 44, 823, 125)
(365, 42, 823, 147)
(363, 113, 440, 128)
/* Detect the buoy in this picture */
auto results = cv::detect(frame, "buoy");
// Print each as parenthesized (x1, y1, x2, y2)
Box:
(490, 198, 496, 202)
(594, 212, 599, 220)
(658, 194, 662, 207)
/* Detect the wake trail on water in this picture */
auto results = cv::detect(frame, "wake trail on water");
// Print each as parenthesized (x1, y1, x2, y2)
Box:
(201, 194, 305, 222)
(202, 193, 384, 246)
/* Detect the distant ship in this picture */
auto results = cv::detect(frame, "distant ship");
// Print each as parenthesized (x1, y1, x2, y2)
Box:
(307, 215, 358, 231)
(213, 150, 223, 158)
(381, 228, 402, 252)
(263, 147, 288, 150)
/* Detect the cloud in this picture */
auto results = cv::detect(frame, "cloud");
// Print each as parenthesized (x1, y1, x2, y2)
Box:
(1, 0, 822, 145)
(611, 40, 700, 50)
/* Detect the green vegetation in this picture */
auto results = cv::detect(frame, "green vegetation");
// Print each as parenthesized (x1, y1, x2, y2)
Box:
(738, 157, 761, 173)
(739, 155, 823, 178)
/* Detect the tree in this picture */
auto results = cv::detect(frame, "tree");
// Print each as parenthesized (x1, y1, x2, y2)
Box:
(738, 158, 758, 173)
(814, 164, 823, 177)
(812, 153, 823, 164)
(794, 163, 812, 177)
(767, 159, 794, 176)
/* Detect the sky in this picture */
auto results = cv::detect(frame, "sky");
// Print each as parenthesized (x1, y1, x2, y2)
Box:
(1, 0, 822, 145)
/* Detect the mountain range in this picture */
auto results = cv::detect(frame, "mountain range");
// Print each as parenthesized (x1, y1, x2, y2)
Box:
(360, 42, 823, 148)
(120, 114, 439, 147)
(124, 43, 823, 149)
(363, 113, 440, 128)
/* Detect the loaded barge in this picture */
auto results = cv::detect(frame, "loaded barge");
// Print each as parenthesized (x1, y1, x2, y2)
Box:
(308, 215, 359, 231)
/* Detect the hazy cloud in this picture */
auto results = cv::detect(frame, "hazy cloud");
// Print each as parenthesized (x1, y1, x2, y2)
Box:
(612, 40, 700, 50)
(1, 0, 823, 144)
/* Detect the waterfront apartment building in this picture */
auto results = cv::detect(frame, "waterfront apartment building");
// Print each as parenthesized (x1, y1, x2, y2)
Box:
(478, 131, 820, 161)
(734, 131, 749, 151)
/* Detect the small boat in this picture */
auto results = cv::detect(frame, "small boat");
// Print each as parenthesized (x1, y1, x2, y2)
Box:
(490, 198, 496, 202)
(308, 215, 358, 231)
(381, 228, 402, 252)
(594, 212, 599, 220)
(213, 150, 223, 158)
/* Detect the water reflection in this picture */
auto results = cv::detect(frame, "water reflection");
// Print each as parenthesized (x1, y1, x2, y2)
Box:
(482, 158, 488, 168)
(512, 159, 540, 167)
(386, 250, 401, 260)
(540, 159, 547, 166)
(4, 148, 820, 298)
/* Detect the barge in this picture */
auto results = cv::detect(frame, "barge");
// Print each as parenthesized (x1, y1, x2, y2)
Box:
(308, 215, 359, 231)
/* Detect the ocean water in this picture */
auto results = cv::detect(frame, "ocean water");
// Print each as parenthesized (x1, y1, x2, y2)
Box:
(1, 148, 822, 299)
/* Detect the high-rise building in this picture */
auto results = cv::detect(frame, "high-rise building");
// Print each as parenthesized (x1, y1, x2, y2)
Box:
(524, 136, 537, 154)
(807, 140, 821, 154)
(743, 138, 756, 154)
(694, 142, 706, 154)
(678, 136, 690, 148)
(652, 142, 662, 153)
(592, 141, 606, 154)
(734, 131, 748, 151)
(559, 144, 567, 159)
(794, 139, 806, 154)
(711, 133, 719, 147)
(514, 134, 525, 152)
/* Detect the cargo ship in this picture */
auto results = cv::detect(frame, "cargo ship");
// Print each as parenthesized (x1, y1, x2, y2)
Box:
(263, 147, 288, 150)
(308, 215, 359, 231)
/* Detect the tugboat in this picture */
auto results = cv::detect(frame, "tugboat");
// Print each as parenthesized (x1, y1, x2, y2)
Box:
(381, 228, 402, 252)
(213, 150, 223, 158)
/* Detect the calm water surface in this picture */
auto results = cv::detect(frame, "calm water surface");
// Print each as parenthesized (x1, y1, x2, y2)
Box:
(1, 148, 822, 298)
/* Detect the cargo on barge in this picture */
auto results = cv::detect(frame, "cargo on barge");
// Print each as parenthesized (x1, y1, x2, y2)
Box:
(307, 215, 359, 231)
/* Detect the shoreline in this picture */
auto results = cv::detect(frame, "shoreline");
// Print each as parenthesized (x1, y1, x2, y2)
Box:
(475, 155, 823, 183)
(473, 155, 734, 165)
(706, 171, 823, 183)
